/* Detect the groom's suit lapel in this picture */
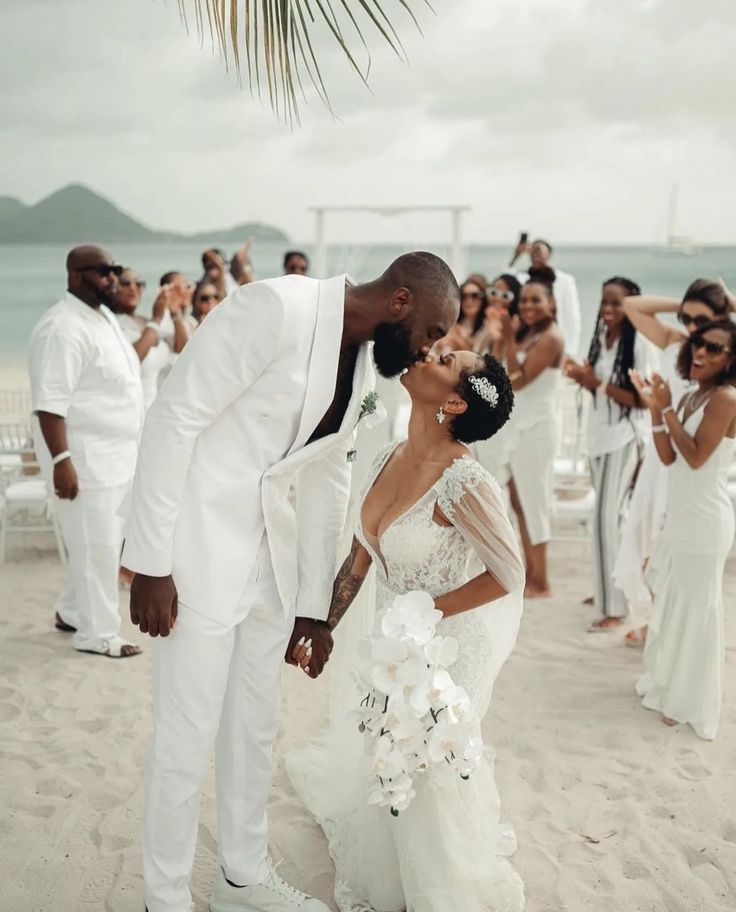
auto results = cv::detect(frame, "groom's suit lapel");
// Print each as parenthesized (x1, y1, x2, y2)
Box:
(287, 274, 346, 458)
(267, 337, 373, 478)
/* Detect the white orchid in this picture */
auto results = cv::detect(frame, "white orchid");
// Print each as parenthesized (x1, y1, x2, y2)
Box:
(408, 669, 458, 716)
(381, 591, 442, 646)
(356, 590, 481, 815)
(424, 635, 459, 669)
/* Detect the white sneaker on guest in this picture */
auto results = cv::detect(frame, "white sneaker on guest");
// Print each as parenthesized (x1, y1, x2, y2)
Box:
(209, 861, 330, 912)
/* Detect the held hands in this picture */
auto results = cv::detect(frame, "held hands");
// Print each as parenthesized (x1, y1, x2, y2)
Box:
(53, 459, 79, 500)
(285, 617, 334, 679)
(130, 573, 178, 637)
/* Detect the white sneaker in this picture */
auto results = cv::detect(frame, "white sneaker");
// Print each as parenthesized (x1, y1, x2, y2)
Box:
(209, 861, 331, 912)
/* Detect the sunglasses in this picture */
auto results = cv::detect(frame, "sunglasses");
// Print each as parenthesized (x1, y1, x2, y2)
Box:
(462, 291, 482, 300)
(488, 288, 515, 303)
(119, 279, 147, 289)
(678, 312, 712, 329)
(197, 293, 219, 303)
(689, 334, 732, 356)
(78, 263, 124, 278)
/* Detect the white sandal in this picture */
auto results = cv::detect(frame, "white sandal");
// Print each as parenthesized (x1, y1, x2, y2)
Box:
(76, 636, 142, 658)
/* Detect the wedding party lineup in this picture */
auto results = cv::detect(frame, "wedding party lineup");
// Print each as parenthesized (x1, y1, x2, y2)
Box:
(2, 2, 735, 911)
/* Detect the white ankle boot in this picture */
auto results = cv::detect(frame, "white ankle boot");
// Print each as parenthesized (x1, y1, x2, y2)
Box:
(209, 861, 331, 912)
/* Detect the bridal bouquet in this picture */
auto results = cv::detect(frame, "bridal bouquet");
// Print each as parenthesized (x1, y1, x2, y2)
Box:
(355, 591, 483, 816)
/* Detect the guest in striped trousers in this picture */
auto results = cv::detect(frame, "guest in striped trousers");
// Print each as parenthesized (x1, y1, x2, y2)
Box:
(565, 277, 657, 630)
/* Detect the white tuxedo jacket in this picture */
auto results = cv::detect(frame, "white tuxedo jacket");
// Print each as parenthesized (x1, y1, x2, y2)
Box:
(121, 274, 376, 627)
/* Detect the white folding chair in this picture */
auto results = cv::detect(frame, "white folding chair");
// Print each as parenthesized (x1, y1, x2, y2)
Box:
(0, 422, 66, 564)
(551, 382, 594, 540)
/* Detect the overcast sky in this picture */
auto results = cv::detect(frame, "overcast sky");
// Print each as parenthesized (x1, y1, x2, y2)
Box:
(3, 0, 736, 244)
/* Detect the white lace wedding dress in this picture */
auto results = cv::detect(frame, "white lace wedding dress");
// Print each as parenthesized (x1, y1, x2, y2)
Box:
(287, 444, 526, 912)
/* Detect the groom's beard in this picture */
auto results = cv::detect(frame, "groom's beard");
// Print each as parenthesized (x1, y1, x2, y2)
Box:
(372, 322, 417, 378)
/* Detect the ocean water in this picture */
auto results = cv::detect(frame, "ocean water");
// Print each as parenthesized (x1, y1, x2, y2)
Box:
(1, 241, 735, 367)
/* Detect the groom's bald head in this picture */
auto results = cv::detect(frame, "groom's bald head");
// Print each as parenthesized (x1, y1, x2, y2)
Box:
(382, 252, 460, 322)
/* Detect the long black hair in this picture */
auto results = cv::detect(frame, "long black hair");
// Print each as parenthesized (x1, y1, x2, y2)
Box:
(587, 276, 641, 418)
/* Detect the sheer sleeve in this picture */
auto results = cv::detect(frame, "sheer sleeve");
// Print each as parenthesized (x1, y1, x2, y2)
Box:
(437, 457, 525, 595)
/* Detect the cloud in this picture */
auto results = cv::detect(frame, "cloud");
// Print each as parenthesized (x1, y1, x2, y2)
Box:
(1, 0, 736, 243)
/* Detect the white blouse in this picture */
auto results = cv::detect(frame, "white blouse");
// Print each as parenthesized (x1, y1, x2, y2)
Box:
(586, 331, 658, 458)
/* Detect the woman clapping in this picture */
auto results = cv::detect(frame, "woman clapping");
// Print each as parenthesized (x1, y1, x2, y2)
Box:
(632, 322, 736, 739)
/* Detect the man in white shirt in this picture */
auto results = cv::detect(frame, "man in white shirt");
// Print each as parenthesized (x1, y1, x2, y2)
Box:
(512, 237, 582, 357)
(28, 245, 145, 658)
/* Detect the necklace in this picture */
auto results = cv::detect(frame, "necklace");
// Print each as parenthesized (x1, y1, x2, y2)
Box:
(683, 387, 713, 421)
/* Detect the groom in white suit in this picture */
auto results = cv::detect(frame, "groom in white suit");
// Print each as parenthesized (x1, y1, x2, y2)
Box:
(122, 252, 460, 912)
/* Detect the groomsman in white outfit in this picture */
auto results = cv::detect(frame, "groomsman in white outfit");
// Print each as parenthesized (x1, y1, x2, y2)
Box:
(122, 252, 460, 912)
(29, 245, 144, 658)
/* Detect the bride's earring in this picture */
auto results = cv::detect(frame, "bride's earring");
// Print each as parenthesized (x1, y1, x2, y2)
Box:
(436, 407, 445, 425)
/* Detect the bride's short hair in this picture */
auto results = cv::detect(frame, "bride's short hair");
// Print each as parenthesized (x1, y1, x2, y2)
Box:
(451, 354, 514, 444)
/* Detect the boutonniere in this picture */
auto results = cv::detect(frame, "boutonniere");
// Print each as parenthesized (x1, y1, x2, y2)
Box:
(348, 392, 387, 462)
(357, 391, 387, 429)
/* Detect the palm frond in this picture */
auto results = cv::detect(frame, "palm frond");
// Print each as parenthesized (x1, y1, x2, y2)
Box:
(180, 0, 432, 122)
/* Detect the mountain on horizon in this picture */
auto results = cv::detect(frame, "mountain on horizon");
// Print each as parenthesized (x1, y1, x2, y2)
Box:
(0, 184, 289, 245)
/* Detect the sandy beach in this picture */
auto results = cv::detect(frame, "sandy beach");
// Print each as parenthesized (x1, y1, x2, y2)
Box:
(1, 530, 734, 912)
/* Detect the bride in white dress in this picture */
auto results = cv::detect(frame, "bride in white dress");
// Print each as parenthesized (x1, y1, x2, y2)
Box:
(287, 349, 525, 912)
(631, 320, 736, 740)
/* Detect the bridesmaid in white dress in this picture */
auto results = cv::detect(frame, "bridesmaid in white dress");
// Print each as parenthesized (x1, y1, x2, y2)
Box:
(288, 349, 525, 912)
(498, 271, 564, 597)
(631, 320, 736, 740)
(614, 280, 732, 643)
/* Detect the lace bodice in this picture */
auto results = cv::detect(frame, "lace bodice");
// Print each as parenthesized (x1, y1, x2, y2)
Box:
(355, 444, 525, 700)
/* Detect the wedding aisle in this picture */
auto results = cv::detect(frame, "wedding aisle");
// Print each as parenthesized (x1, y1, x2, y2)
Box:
(1, 542, 734, 912)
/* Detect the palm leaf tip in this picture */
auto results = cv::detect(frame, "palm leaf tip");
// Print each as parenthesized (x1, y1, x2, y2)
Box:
(179, 0, 429, 121)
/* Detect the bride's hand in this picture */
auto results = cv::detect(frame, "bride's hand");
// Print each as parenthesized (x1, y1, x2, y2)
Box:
(291, 637, 313, 672)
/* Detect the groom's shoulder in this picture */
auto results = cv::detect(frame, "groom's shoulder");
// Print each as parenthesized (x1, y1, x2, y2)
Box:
(257, 274, 320, 309)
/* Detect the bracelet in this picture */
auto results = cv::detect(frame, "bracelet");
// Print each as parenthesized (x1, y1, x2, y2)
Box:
(661, 405, 674, 416)
(52, 450, 71, 466)
(145, 320, 161, 335)
(651, 424, 667, 433)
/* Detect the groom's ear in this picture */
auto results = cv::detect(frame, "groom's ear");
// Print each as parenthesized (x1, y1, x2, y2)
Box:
(388, 286, 413, 319)
(443, 394, 468, 417)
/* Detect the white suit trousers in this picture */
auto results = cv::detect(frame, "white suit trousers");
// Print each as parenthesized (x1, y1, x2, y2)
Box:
(53, 483, 128, 650)
(143, 541, 293, 912)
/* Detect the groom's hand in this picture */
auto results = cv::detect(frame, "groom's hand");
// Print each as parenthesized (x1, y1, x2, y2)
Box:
(130, 573, 178, 637)
(285, 617, 333, 678)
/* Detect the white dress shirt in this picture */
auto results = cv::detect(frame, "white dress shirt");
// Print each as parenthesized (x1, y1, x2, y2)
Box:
(29, 292, 144, 489)
(586, 331, 658, 458)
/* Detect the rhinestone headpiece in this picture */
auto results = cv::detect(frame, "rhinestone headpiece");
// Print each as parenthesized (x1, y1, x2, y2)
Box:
(468, 376, 499, 409)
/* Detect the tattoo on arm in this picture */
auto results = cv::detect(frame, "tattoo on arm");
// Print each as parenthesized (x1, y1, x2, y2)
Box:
(327, 537, 369, 630)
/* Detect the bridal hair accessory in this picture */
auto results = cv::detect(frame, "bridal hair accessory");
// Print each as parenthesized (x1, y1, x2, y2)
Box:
(468, 376, 499, 408)
(436, 407, 446, 425)
(355, 591, 482, 816)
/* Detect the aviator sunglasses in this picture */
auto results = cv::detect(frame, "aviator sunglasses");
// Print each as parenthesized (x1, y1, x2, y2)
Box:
(78, 263, 124, 278)
(677, 311, 712, 329)
(689, 333, 732, 356)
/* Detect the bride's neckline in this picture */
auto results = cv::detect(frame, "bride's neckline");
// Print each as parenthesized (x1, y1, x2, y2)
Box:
(360, 446, 470, 573)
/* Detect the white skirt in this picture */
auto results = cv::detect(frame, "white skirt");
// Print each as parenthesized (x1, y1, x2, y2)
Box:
(636, 540, 728, 741)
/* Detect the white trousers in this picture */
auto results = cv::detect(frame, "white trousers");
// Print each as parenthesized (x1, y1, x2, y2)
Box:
(143, 541, 293, 912)
(53, 483, 128, 649)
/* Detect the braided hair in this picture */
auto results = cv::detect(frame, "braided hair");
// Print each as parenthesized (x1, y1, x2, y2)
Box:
(587, 276, 641, 418)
